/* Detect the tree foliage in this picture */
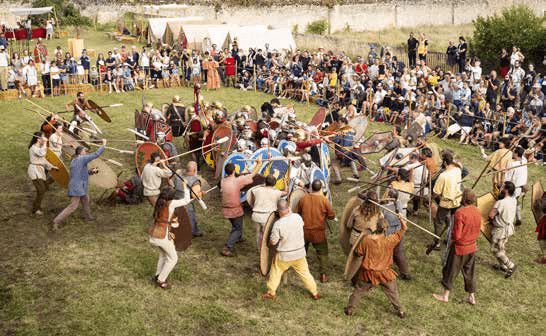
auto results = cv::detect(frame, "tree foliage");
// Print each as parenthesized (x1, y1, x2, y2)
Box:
(306, 20, 329, 35)
(32, 0, 92, 27)
(471, 5, 546, 70)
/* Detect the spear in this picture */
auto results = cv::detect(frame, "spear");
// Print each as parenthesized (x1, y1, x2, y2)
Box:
(164, 136, 229, 162)
(348, 180, 428, 199)
(368, 199, 440, 239)
(86, 141, 134, 154)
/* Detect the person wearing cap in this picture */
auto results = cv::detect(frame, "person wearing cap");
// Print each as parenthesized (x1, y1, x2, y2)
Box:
(52, 139, 107, 230)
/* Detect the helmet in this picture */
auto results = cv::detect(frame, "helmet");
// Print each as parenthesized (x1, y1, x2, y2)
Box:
(214, 110, 225, 123)
(294, 129, 307, 142)
(172, 95, 180, 103)
(237, 139, 246, 151)
(236, 118, 246, 129)
(260, 137, 269, 147)
(151, 108, 163, 121)
(242, 127, 254, 140)
(213, 101, 224, 110)
(302, 153, 312, 167)
(268, 129, 277, 141)
(287, 112, 296, 123)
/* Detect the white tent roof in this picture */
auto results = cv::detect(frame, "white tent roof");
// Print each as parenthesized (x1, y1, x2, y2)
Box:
(10, 7, 53, 16)
(230, 25, 269, 51)
(266, 28, 297, 51)
(181, 25, 233, 48)
(147, 17, 204, 41)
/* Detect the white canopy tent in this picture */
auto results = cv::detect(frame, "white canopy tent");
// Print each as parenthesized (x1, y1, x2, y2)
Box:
(9, 7, 53, 16)
(230, 25, 269, 51)
(179, 24, 233, 50)
(266, 28, 297, 51)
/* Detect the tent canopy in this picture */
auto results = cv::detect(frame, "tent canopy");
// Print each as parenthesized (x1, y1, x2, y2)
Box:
(10, 7, 53, 16)
(147, 17, 204, 42)
(180, 24, 233, 50)
(266, 28, 297, 51)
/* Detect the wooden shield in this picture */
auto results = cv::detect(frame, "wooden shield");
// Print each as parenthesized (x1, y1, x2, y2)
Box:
(260, 212, 280, 276)
(135, 142, 168, 176)
(339, 196, 362, 256)
(45, 148, 69, 189)
(405, 121, 422, 144)
(222, 153, 248, 178)
(360, 131, 394, 154)
(349, 115, 369, 142)
(532, 182, 544, 224)
(309, 167, 332, 204)
(379, 148, 415, 167)
(344, 231, 366, 280)
(277, 140, 291, 153)
(87, 100, 112, 123)
(172, 206, 192, 252)
(477, 192, 497, 243)
(288, 188, 307, 213)
(88, 158, 117, 189)
(309, 107, 326, 127)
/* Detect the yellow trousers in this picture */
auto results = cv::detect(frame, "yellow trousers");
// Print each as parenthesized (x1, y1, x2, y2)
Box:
(267, 255, 318, 296)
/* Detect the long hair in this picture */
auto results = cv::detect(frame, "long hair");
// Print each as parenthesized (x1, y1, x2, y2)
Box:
(357, 191, 379, 219)
(28, 132, 41, 149)
(152, 186, 176, 219)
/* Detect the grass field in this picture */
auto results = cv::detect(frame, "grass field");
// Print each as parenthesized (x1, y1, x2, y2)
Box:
(0, 86, 545, 335)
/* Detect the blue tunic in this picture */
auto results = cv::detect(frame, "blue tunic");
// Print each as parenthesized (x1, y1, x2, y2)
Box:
(67, 146, 105, 197)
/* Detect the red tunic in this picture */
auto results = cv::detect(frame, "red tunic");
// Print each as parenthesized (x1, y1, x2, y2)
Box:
(452, 206, 482, 255)
(224, 57, 235, 76)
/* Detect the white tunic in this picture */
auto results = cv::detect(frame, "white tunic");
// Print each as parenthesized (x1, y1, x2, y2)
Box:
(504, 158, 527, 198)
(141, 163, 172, 196)
(48, 133, 63, 158)
(28, 144, 53, 180)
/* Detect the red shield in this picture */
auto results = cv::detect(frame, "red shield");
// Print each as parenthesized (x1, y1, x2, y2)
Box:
(135, 142, 168, 176)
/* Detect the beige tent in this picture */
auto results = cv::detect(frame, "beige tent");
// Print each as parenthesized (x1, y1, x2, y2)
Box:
(179, 25, 232, 51)
(146, 17, 204, 44)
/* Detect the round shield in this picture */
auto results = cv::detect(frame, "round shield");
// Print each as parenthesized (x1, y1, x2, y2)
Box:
(309, 167, 332, 204)
(260, 158, 290, 191)
(45, 148, 69, 189)
(348, 115, 369, 142)
(344, 231, 366, 280)
(135, 142, 168, 176)
(319, 143, 331, 182)
(172, 206, 192, 251)
(288, 187, 307, 213)
(260, 212, 280, 276)
(277, 140, 291, 153)
(477, 192, 497, 243)
(87, 100, 112, 123)
(339, 196, 362, 256)
(309, 107, 326, 127)
(222, 153, 248, 178)
(250, 147, 282, 162)
(88, 158, 117, 189)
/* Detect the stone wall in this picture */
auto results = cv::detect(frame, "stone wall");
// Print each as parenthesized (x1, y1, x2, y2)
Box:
(3, 0, 545, 31)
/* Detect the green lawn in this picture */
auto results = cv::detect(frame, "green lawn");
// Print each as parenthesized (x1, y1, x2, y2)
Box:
(0, 87, 545, 335)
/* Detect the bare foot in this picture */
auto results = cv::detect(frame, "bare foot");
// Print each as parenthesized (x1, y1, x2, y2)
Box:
(464, 296, 476, 305)
(432, 294, 448, 302)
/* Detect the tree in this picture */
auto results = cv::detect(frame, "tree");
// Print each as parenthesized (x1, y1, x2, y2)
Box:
(32, 0, 92, 27)
(472, 5, 546, 70)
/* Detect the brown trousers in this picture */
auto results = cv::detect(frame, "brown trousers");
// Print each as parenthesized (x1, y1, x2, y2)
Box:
(441, 246, 476, 293)
(32, 179, 48, 213)
(393, 239, 409, 275)
(347, 279, 402, 312)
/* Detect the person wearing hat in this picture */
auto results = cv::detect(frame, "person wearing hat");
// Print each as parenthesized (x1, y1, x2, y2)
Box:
(52, 139, 107, 230)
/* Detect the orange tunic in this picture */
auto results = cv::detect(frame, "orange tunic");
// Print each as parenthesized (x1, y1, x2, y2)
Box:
(296, 193, 335, 243)
(207, 60, 221, 89)
(355, 228, 405, 285)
